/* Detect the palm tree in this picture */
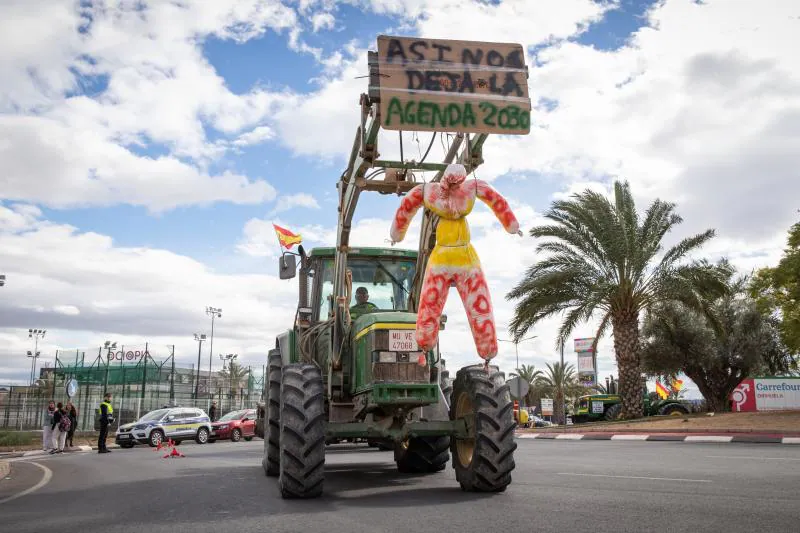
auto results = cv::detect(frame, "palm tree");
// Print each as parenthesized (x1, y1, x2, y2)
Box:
(534, 362, 583, 425)
(509, 364, 543, 406)
(219, 362, 250, 402)
(506, 181, 731, 419)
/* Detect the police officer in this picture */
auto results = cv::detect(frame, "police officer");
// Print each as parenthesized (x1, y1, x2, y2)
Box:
(97, 392, 114, 453)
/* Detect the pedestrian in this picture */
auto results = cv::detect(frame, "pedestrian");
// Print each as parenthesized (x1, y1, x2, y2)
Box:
(42, 400, 55, 452)
(50, 403, 68, 454)
(65, 401, 78, 448)
(96, 392, 114, 454)
(209, 401, 217, 422)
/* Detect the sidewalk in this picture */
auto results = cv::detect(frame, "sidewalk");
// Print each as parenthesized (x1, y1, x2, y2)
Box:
(0, 444, 104, 459)
(516, 430, 800, 444)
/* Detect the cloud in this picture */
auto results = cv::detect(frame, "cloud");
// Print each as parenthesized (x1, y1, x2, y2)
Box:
(0, 203, 299, 382)
(270, 193, 321, 215)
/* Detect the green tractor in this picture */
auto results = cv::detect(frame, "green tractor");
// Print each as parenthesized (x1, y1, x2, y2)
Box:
(572, 382, 691, 423)
(257, 35, 531, 499)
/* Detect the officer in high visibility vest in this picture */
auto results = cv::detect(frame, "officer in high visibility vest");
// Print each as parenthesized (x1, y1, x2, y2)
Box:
(97, 392, 114, 453)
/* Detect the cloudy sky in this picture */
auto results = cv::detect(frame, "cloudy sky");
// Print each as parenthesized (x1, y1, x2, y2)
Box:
(1, 0, 797, 400)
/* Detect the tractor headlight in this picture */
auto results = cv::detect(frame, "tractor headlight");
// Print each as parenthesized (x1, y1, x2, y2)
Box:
(377, 351, 397, 363)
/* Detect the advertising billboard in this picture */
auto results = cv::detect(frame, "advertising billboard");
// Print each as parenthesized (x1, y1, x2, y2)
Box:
(730, 377, 800, 412)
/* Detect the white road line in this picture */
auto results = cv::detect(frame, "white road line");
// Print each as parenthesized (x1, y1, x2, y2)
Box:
(610, 434, 649, 440)
(684, 436, 734, 443)
(557, 472, 712, 483)
(555, 434, 584, 440)
(783, 438, 800, 445)
(0, 462, 53, 505)
(706, 455, 800, 461)
(516, 434, 540, 439)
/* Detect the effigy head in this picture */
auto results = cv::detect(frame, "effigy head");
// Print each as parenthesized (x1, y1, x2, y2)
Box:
(442, 163, 467, 188)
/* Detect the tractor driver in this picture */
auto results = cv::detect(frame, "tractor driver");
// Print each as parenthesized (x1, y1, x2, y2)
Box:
(350, 286, 378, 319)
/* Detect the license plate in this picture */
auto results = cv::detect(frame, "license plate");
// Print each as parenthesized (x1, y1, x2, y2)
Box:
(118, 434, 130, 439)
(389, 330, 417, 352)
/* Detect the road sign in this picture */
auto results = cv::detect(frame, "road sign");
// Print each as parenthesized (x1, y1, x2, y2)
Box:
(507, 376, 530, 400)
(541, 398, 554, 416)
(65, 378, 79, 398)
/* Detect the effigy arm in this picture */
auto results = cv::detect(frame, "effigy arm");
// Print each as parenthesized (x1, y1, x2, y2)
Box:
(474, 180, 522, 235)
(390, 184, 425, 243)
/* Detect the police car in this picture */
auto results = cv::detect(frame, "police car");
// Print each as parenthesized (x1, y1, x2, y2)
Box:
(115, 407, 213, 448)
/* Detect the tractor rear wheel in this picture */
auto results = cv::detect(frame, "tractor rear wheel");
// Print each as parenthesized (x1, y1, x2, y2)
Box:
(604, 403, 622, 421)
(449, 364, 517, 492)
(263, 349, 282, 477)
(395, 436, 450, 473)
(278, 363, 326, 499)
(659, 404, 689, 416)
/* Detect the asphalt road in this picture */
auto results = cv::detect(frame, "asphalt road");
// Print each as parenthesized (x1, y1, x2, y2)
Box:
(1, 439, 799, 533)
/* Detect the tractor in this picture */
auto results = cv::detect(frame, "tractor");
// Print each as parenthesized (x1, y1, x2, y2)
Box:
(256, 34, 532, 499)
(572, 381, 692, 423)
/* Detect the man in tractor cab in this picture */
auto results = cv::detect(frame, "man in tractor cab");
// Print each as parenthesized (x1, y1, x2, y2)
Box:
(350, 286, 378, 319)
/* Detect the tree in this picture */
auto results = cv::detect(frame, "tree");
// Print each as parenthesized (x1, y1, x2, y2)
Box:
(749, 220, 800, 355)
(640, 277, 796, 412)
(219, 361, 250, 401)
(506, 181, 731, 419)
(509, 364, 543, 406)
(534, 362, 584, 425)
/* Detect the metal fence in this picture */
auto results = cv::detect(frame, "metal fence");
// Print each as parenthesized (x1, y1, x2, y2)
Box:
(0, 344, 266, 432)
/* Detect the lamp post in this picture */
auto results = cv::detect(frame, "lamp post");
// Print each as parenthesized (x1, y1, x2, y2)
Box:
(205, 306, 222, 396)
(193, 333, 206, 399)
(220, 353, 237, 406)
(28, 329, 46, 385)
(498, 335, 537, 374)
(103, 341, 117, 391)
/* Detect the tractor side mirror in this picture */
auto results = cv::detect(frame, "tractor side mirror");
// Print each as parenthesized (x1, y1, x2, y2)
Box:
(279, 253, 297, 280)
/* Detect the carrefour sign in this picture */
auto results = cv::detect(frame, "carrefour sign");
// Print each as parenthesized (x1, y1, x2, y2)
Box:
(730, 378, 800, 412)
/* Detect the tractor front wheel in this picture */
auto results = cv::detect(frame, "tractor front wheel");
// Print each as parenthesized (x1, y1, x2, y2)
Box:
(263, 349, 282, 477)
(395, 436, 450, 473)
(449, 364, 517, 492)
(278, 363, 326, 499)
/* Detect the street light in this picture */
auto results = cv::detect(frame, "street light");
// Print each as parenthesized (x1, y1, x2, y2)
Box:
(205, 306, 222, 396)
(498, 335, 537, 373)
(103, 341, 117, 391)
(27, 350, 40, 386)
(193, 333, 206, 399)
(28, 329, 46, 385)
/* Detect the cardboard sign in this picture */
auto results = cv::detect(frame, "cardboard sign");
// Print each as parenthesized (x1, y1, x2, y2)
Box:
(376, 35, 531, 135)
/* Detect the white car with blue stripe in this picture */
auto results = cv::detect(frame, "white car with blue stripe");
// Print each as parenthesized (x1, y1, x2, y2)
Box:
(115, 407, 212, 448)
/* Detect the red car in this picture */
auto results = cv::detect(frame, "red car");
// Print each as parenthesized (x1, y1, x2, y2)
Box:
(209, 408, 257, 442)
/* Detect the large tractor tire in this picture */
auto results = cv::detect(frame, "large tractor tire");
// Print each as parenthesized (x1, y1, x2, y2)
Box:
(449, 364, 517, 492)
(278, 363, 326, 499)
(659, 403, 689, 416)
(395, 436, 450, 473)
(604, 403, 622, 421)
(262, 349, 282, 477)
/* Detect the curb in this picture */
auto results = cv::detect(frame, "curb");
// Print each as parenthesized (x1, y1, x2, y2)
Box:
(516, 432, 800, 444)
(0, 460, 9, 479)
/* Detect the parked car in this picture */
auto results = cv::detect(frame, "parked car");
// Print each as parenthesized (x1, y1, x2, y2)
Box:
(115, 407, 213, 448)
(210, 408, 257, 442)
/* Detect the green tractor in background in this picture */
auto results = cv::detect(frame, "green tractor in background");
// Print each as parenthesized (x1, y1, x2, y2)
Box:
(572, 379, 691, 423)
(256, 34, 532, 499)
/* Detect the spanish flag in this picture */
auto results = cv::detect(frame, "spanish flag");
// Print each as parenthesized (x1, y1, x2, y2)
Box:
(273, 223, 302, 250)
(655, 380, 669, 399)
(671, 379, 684, 394)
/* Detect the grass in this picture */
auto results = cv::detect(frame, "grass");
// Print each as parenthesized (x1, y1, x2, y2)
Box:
(0, 431, 37, 447)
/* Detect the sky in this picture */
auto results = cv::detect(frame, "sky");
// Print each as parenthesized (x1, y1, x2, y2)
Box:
(1, 0, 798, 402)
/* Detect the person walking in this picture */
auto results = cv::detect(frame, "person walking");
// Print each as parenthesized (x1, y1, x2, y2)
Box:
(65, 401, 78, 448)
(42, 400, 55, 452)
(50, 403, 68, 454)
(209, 401, 217, 422)
(96, 392, 114, 454)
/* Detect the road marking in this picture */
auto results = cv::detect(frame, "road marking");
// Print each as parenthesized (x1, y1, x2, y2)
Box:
(0, 462, 53, 505)
(684, 436, 734, 443)
(706, 455, 800, 461)
(555, 434, 584, 440)
(557, 472, 712, 483)
(516, 433, 540, 439)
(610, 434, 649, 440)
(783, 438, 800, 445)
